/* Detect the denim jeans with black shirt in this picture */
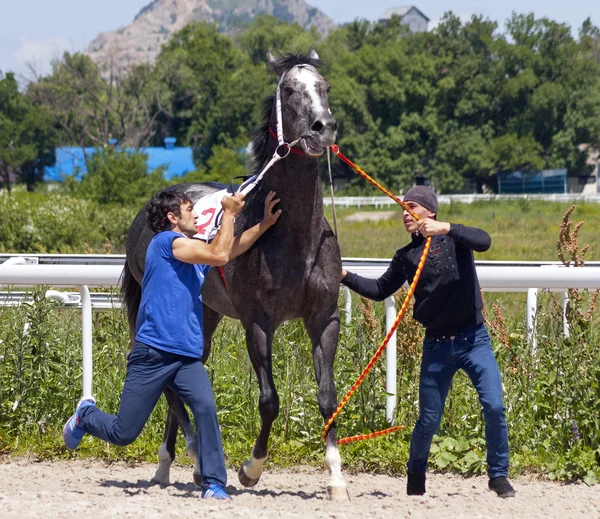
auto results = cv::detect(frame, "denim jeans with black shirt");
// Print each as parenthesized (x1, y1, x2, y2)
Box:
(342, 224, 510, 478)
(407, 323, 509, 478)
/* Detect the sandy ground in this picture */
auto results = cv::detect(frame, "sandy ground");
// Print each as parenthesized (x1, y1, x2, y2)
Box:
(0, 459, 598, 518)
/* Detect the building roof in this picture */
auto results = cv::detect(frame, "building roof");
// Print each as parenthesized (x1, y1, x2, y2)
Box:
(379, 5, 430, 22)
(44, 144, 195, 182)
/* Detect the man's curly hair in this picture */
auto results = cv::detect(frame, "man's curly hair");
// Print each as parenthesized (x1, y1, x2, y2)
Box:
(146, 188, 193, 234)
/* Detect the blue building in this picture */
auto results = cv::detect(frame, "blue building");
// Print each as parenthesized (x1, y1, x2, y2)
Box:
(496, 169, 567, 194)
(44, 138, 195, 182)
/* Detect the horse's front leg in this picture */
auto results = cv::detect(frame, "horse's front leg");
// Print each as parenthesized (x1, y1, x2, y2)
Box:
(238, 318, 277, 487)
(304, 304, 350, 501)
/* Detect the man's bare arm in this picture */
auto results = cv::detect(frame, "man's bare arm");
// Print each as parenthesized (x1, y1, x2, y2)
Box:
(172, 194, 245, 265)
(230, 191, 281, 259)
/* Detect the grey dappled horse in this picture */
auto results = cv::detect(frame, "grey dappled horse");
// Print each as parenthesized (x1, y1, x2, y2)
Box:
(122, 51, 349, 498)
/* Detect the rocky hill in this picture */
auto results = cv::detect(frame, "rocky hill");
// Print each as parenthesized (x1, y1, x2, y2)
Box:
(86, 0, 337, 70)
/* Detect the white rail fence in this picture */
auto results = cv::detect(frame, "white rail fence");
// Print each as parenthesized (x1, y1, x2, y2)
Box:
(325, 194, 600, 208)
(1, 258, 599, 423)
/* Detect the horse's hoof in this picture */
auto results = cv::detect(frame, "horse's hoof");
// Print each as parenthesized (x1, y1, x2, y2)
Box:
(327, 485, 350, 501)
(238, 461, 260, 487)
(150, 476, 170, 487)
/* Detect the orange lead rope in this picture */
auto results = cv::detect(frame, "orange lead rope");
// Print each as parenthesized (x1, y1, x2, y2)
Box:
(322, 145, 432, 445)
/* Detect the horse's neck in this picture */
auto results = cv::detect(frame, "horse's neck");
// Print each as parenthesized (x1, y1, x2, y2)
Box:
(261, 155, 324, 228)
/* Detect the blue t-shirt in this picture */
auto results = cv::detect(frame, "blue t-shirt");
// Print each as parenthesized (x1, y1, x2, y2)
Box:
(135, 231, 210, 358)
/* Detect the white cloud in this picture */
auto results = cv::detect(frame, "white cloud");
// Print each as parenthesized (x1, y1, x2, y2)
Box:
(13, 36, 72, 79)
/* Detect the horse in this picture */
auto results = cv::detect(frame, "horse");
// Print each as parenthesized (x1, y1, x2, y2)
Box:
(121, 50, 349, 499)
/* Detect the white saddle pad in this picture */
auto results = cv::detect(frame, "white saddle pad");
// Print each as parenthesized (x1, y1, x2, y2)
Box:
(192, 176, 256, 241)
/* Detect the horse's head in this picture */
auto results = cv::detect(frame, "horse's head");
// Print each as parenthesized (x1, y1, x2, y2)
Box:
(268, 50, 337, 157)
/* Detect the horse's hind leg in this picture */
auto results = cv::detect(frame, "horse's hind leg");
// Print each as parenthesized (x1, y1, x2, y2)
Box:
(152, 305, 224, 487)
(304, 305, 349, 501)
(238, 318, 277, 487)
(152, 405, 179, 486)
(151, 387, 198, 486)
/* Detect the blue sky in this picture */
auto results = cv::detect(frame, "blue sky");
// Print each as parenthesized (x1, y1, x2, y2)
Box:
(1, 1, 598, 80)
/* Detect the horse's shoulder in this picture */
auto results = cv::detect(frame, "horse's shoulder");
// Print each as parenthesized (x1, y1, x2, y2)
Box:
(169, 182, 227, 204)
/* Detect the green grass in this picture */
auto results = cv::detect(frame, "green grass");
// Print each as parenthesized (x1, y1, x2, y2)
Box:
(1, 288, 598, 483)
(1, 197, 599, 482)
(328, 200, 600, 261)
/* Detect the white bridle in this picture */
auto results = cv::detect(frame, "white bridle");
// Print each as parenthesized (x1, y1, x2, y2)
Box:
(237, 65, 316, 196)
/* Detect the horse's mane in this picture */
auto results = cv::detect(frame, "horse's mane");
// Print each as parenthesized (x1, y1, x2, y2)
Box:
(249, 53, 323, 174)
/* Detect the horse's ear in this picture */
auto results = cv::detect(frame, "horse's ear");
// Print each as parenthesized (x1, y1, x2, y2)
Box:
(308, 48, 319, 60)
(267, 51, 276, 65)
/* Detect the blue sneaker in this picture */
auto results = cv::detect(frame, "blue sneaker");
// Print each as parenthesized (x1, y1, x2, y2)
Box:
(201, 483, 232, 501)
(63, 396, 96, 450)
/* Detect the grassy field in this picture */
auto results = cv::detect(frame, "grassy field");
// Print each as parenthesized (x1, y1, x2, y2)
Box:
(329, 199, 599, 261)
(1, 197, 599, 481)
(329, 199, 599, 323)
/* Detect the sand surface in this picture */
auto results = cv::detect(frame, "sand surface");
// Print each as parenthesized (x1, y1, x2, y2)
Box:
(1, 459, 598, 518)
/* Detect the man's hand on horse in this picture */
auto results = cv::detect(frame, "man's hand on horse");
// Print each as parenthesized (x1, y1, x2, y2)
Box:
(416, 218, 450, 237)
(222, 193, 245, 217)
(262, 191, 282, 228)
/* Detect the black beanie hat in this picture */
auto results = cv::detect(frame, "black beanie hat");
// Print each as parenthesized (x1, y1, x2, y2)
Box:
(403, 186, 438, 213)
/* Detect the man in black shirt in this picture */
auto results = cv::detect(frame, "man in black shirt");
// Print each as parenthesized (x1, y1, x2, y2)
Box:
(341, 186, 515, 498)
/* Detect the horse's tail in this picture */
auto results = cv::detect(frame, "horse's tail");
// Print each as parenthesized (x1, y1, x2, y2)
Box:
(121, 261, 141, 348)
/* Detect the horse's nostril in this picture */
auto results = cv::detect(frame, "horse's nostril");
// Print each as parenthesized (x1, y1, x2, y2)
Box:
(311, 120, 324, 133)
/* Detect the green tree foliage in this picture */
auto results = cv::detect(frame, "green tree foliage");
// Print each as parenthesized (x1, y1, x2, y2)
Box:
(63, 147, 168, 206)
(29, 52, 163, 150)
(0, 72, 58, 191)
(319, 13, 600, 192)
(150, 22, 268, 164)
(233, 14, 321, 65)
(0, 191, 136, 253)
(178, 144, 248, 185)
(4, 13, 600, 194)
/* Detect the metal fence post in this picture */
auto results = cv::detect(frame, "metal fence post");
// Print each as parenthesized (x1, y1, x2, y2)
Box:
(78, 285, 93, 397)
(562, 291, 570, 338)
(343, 286, 352, 325)
(527, 288, 538, 354)
(384, 296, 397, 424)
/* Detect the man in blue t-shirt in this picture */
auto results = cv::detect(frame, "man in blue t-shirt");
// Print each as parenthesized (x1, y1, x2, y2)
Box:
(63, 187, 282, 501)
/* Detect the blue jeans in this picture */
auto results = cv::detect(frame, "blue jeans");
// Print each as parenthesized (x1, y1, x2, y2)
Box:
(79, 342, 227, 487)
(407, 323, 509, 478)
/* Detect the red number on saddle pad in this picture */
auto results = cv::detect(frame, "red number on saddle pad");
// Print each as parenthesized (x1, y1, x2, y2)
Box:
(196, 208, 216, 235)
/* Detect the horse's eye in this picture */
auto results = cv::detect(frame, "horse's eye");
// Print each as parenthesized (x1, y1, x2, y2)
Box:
(326, 85, 331, 93)
(284, 86, 295, 96)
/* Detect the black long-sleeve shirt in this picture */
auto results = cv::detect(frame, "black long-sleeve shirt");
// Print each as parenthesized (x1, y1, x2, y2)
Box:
(342, 224, 491, 337)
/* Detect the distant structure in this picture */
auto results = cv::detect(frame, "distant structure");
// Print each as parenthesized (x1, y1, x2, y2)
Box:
(44, 138, 195, 182)
(378, 6, 429, 32)
(496, 170, 568, 194)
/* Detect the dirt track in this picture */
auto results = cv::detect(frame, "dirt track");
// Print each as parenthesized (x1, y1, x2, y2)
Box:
(1, 459, 598, 518)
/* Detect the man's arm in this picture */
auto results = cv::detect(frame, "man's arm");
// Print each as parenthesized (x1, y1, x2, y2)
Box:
(230, 191, 281, 259)
(172, 194, 245, 265)
(447, 223, 491, 252)
(341, 252, 407, 302)
(416, 219, 491, 252)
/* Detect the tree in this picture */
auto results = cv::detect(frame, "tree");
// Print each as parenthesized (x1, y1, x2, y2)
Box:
(0, 72, 57, 191)
(151, 22, 265, 164)
(30, 53, 164, 154)
(63, 147, 168, 206)
(178, 145, 248, 185)
(234, 14, 321, 65)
